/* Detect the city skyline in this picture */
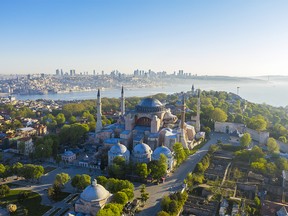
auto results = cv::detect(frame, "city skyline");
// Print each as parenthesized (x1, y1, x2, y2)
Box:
(1, 0, 288, 76)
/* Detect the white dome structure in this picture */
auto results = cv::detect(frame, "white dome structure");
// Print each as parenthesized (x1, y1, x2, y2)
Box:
(152, 145, 174, 172)
(132, 143, 153, 163)
(108, 141, 130, 165)
(75, 179, 112, 215)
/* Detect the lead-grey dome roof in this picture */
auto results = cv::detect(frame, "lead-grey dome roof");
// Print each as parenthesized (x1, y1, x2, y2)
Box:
(136, 98, 164, 113)
(133, 143, 152, 155)
(109, 142, 128, 155)
(80, 179, 110, 202)
(152, 145, 172, 159)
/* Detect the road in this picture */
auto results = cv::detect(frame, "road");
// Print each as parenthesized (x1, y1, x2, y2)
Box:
(134, 132, 229, 216)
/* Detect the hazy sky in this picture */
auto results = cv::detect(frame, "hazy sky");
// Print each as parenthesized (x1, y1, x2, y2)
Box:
(1, 0, 288, 76)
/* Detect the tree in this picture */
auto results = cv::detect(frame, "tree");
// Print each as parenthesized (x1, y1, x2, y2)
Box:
(11, 162, 23, 178)
(108, 156, 126, 179)
(251, 162, 266, 174)
(0, 184, 10, 197)
(157, 211, 170, 216)
(135, 163, 150, 180)
(173, 142, 187, 166)
(121, 188, 134, 200)
(266, 162, 277, 176)
(105, 178, 134, 194)
(140, 184, 149, 203)
(148, 160, 167, 181)
(276, 158, 288, 171)
(56, 113, 66, 125)
(101, 203, 123, 216)
(240, 133, 252, 148)
(279, 136, 287, 143)
(211, 108, 227, 122)
(96, 176, 108, 186)
(71, 174, 91, 190)
(161, 196, 171, 212)
(267, 138, 279, 154)
(112, 191, 128, 205)
(247, 115, 267, 131)
(34, 143, 52, 160)
(168, 200, 179, 214)
(55, 173, 70, 187)
(0, 164, 6, 180)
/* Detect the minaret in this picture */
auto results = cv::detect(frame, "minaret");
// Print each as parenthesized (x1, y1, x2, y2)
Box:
(195, 89, 201, 132)
(96, 89, 102, 133)
(180, 93, 186, 130)
(178, 92, 189, 149)
(120, 86, 125, 116)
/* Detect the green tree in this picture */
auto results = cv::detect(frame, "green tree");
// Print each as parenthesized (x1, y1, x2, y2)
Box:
(96, 176, 108, 186)
(71, 174, 91, 190)
(108, 156, 126, 179)
(161, 196, 171, 212)
(56, 113, 66, 125)
(101, 203, 123, 216)
(240, 133, 252, 148)
(157, 211, 170, 216)
(173, 142, 187, 166)
(112, 191, 128, 205)
(121, 188, 134, 200)
(168, 200, 179, 214)
(247, 115, 267, 131)
(11, 162, 23, 178)
(267, 138, 279, 154)
(0, 164, 6, 180)
(279, 136, 287, 143)
(140, 184, 149, 203)
(276, 158, 288, 171)
(211, 108, 227, 122)
(251, 162, 266, 174)
(135, 163, 150, 180)
(148, 160, 167, 181)
(55, 173, 70, 187)
(0, 184, 10, 197)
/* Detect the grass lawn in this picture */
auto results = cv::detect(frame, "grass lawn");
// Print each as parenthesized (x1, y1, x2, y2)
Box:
(0, 190, 51, 216)
(44, 166, 57, 174)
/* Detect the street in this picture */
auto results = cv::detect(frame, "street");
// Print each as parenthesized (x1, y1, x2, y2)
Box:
(134, 132, 229, 216)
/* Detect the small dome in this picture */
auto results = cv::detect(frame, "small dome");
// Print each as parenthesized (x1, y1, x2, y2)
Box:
(80, 179, 110, 202)
(153, 146, 172, 159)
(136, 98, 164, 113)
(109, 142, 128, 155)
(133, 143, 152, 155)
(63, 150, 74, 156)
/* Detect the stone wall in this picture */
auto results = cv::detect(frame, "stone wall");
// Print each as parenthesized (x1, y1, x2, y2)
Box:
(214, 122, 269, 144)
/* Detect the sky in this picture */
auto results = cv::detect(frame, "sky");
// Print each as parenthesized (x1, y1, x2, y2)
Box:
(1, 0, 288, 76)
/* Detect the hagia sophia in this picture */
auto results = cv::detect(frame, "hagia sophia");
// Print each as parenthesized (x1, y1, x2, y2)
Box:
(69, 87, 202, 216)
(95, 87, 202, 171)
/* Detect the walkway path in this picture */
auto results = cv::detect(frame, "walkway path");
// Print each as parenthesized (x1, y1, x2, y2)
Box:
(134, 132, 229, 216)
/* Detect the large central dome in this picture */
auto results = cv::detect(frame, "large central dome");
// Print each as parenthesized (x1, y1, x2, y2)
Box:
(136, 98, 164, 113)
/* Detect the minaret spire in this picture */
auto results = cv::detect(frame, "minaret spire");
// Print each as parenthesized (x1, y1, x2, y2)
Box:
(120, 86, 125, 116)
(96, 89, 102, 133)
(195, 89, 201, 132)
(180, 92, 186, 130)
(178, 92, 189, 149)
